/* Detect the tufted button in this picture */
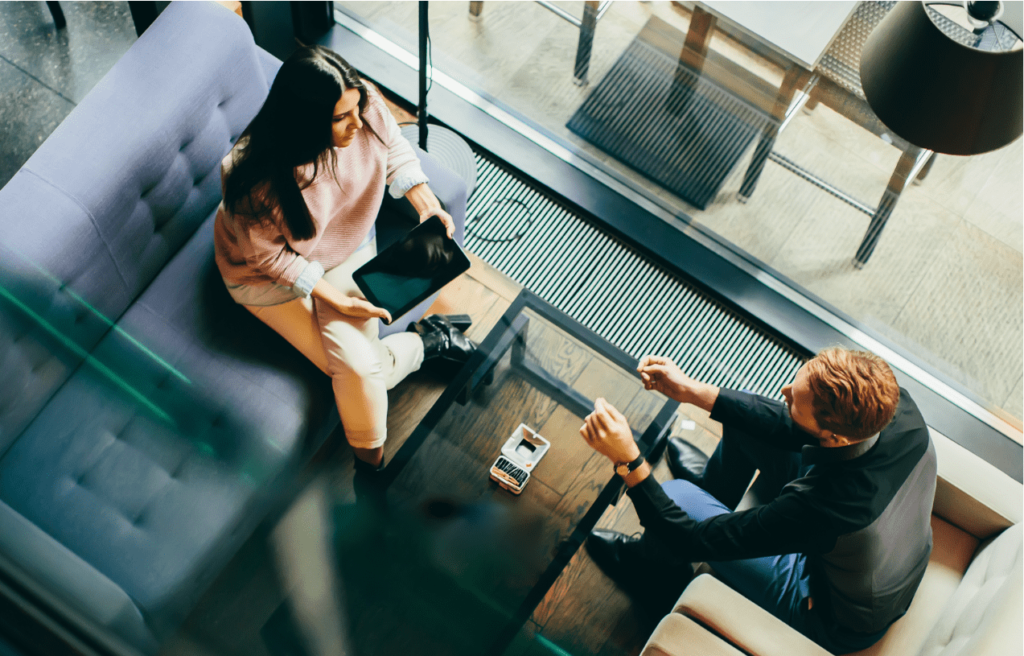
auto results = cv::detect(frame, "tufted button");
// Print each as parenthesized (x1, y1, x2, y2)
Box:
(194, 171, 208, 186)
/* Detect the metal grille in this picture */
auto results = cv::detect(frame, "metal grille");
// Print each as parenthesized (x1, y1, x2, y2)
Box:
(816, 1, 896, 99)
(465, 152, 806, 400)
(567, 32, 775, 210)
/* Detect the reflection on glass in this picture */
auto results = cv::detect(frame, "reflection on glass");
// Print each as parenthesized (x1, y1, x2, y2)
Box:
(337, 1, 1023, 423)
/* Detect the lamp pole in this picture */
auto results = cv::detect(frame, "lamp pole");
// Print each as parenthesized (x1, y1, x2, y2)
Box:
(418, 1, 429, 151)
(400, 0, 477, 197)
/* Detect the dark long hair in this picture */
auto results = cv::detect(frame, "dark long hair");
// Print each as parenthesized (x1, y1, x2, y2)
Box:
(223, 46, 382, 241)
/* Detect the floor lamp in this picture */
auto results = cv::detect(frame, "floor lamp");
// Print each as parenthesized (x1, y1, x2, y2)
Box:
(400, 1, 478, 197)
(860, 1, 1022, 155)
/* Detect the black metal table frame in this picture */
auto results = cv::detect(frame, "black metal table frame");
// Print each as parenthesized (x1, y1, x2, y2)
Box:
(380, 289, 678, 654)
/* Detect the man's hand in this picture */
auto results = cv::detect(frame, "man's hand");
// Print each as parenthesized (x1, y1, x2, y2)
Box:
(637, 356, 720, 412)
(579, 398, 641, 464)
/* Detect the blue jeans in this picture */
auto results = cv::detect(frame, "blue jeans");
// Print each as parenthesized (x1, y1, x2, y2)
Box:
(660, 425, 887, 654)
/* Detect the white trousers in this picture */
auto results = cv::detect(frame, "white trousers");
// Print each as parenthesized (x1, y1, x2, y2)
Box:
(247, 241, 424, 449)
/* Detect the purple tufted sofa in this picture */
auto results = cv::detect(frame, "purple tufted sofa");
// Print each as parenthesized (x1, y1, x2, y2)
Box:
(0, 2, 467, 651)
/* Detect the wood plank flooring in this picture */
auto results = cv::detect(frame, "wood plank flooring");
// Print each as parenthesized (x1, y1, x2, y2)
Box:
(396, 255, 725, 656)
(178, 92, 726, 656)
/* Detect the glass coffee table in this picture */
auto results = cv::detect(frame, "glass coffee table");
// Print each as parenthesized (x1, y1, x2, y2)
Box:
(321, 290, 678, 655)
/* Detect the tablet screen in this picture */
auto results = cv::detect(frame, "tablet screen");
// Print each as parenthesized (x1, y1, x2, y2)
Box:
(353, 216, 471, 323)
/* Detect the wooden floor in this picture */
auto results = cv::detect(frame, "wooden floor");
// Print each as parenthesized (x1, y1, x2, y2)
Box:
(354, 92, 731, 656)
(378, 254, 726, 656)
(170, 245, 728, 656)
(174, 92, 730, 656)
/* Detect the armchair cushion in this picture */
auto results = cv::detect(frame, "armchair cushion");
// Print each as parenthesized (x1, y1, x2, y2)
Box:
(673, 574, 832, 656)
(929, 429, 1021, 539)
(641, 612, 746, 656)
(917, 524, 1022, 656)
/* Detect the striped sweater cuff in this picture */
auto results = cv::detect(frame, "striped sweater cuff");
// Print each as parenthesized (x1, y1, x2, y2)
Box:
(389, 171, 431, 199)
(292, 260, 325, 298)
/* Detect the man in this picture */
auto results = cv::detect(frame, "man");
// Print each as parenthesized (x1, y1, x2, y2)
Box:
(578, 347, 935, 654)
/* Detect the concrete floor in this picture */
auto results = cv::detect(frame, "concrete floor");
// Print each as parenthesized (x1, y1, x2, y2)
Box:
(339, 0, 1024, 423)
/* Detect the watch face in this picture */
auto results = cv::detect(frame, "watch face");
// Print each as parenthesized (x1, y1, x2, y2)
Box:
(615, 463, 629, 477)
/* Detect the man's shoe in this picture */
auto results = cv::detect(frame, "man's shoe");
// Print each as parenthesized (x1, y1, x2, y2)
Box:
(666, 437, 709, 485)
(586, 529, 693, 618)
(586, 529, 649, 582)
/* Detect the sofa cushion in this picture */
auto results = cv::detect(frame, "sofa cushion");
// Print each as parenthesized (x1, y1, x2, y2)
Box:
(0, 171, 133, 455)
(17, 1, 269, 307)
(0, 499, 155, 652)
(673, 574, 832, 656)
(0, 211, 335, 639)
(916, 523, 1022, 656)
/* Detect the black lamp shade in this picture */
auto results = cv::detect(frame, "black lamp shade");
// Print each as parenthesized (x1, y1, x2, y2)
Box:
(860, 1, 1023, 155)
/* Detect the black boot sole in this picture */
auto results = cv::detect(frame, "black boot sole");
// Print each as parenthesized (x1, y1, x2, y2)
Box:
(439, 314, 472, 332)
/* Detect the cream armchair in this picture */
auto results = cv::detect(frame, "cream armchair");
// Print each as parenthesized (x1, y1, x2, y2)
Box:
(641, 429, 1023, 656)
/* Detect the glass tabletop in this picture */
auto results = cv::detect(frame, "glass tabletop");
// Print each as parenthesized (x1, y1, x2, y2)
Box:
(327, 290, 677, 655)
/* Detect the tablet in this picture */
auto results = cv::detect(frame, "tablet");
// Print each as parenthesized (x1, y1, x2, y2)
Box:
(353, 216, 471, 324)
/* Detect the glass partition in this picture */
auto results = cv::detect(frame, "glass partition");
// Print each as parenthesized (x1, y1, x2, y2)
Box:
(336, 0, 1023, 426)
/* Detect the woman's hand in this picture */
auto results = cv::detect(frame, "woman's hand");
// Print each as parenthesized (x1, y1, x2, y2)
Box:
(419, 206, 455, 239)
(311, 278, 391, 323)
(335, 297, 392, 322)
(579, 398, 641, 464)
(405, 183, 455, 239)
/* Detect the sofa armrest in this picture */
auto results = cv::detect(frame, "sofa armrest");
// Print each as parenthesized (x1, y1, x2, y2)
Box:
(0, 500, 156, 652)
(673, 575, 833, 656)
(931, 428, 1023, 540)
(641, 612, 745, 656)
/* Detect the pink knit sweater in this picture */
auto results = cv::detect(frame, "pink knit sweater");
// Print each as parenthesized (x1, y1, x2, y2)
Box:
(213, 86, 425, 298)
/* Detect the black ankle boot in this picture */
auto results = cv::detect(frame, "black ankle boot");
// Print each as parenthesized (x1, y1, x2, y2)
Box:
(353, 457, 387, 508)
(410, 315, 477, 369)
(408, 314, 473, 336)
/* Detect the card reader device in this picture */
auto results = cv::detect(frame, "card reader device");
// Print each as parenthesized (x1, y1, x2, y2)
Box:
(489, 424, 551, 495)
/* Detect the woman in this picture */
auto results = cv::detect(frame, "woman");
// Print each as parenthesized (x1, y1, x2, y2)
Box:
(214, 45, 473, 472)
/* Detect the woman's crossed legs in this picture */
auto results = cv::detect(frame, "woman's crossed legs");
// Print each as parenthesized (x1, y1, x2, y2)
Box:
(247, 241, 423, 464)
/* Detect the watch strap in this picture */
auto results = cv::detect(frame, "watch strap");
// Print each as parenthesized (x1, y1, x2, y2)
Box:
(615, 454, 645, 475)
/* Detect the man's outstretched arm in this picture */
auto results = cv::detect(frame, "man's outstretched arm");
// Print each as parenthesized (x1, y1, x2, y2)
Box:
(638, 355, 811, 452)
(580, 398, 832, 563)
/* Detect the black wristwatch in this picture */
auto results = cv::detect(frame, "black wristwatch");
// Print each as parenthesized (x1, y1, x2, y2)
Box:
(614, 454, 645, 478)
